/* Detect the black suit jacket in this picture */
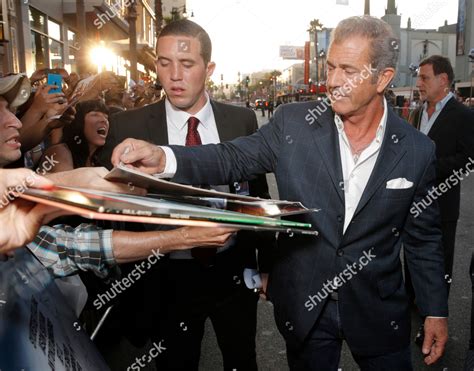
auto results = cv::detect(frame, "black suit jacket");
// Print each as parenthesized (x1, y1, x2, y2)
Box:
(168, 101, 448, 355)
(410, 97, 474, 221)
(96, 100, 274, 344)
(98, 99, 273, 269)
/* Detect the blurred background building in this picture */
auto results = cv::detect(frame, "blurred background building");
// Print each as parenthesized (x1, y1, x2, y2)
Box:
(0, 0, 471, 98)
(0, 0, 188, 81)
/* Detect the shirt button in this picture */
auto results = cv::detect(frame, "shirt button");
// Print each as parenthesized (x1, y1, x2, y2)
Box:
(337, 249, 344, 257)
(350, 173, 355, 178)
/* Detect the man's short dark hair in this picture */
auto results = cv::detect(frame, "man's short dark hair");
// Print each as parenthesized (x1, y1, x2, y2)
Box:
(158, 20, 212, 65)
(419, 55, 454, 85)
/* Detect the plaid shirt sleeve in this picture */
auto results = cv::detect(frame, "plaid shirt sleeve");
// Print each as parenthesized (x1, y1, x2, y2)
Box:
(27, 223, 115, 278)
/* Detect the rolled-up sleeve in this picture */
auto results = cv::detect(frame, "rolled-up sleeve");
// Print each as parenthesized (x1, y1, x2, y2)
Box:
(27, 223, 115, 278)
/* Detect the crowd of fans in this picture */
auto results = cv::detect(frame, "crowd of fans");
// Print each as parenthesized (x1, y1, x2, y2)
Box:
(2, 68, 163, 172)
(0, 58, 243, 369)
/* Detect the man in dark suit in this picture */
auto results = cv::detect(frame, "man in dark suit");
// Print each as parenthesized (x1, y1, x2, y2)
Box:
(409, 55, 474, 293)
(111, 16, 448, 370)
(98, 20, 273, 371)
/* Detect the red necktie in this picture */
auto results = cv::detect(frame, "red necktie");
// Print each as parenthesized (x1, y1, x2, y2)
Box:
(185, 116, 217, 265)
(185, 116, 202, 146)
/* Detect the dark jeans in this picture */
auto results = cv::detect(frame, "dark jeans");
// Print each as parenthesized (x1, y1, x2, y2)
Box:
(286, 299, 413, 371)
(154, 251, 259, 371)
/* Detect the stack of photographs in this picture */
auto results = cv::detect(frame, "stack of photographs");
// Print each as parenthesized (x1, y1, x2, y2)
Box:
(20, 165, 319, 236)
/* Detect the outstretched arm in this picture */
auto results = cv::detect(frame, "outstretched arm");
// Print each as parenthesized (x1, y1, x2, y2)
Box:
(28, 224, 236, 278)
(111, 107, 285, 185)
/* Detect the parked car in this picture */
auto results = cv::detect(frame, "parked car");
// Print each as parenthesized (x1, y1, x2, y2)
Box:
(254, 99, 267, 110)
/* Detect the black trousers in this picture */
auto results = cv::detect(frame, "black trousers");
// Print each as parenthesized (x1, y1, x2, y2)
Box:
(405, 220, 457, 299)
(154, 248, 259, 371)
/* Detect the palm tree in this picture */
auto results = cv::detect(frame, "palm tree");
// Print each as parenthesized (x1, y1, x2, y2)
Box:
(270, 70, 282, 79)
(307, 19, 324, 85)
(155, 0, 163, 37)
(307, 19, 323, 34)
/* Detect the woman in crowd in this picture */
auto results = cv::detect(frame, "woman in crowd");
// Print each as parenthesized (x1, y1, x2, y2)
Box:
(42, 100, 109, 173)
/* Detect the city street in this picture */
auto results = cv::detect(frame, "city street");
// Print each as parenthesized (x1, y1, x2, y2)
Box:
(198, 109, 474, 370)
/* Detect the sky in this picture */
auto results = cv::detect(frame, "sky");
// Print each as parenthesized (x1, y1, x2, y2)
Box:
(185, 0, 459, 84)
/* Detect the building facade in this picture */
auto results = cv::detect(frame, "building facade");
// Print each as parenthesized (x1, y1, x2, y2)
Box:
(454, 0, 473, 96)
(380, 0, 456, 87)
(281, 62, 304, 93)
(308, 28, 331, 85)
(0, 0, 179, 81)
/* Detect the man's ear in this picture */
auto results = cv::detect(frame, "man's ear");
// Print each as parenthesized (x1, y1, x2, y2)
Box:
(439, 72, 450, 90)
(376, 67, 395, 94)
(206, 62, 216, 79)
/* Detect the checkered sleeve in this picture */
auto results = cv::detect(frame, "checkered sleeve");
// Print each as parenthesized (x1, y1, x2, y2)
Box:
(27, 223, 116, 278)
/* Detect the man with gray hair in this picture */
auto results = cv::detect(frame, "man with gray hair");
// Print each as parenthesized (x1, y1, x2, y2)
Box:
(111, 16, 448, 370)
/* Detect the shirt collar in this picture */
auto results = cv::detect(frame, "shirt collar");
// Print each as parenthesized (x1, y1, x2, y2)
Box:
(334, 98, 387, 143)
(165, 93, 213, 131)
(422, 91, 453, 113)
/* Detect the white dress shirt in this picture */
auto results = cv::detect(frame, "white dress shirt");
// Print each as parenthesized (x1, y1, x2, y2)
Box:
(419, 92, 453, 135)
(163, 98, 388, 235)
(336, 98, 387, 233)
(165, 95, 220, 146)
(163, 95, 235, 258)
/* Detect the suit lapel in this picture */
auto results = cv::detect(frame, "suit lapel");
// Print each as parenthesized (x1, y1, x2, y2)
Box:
(211, 101, 234, 142)
(312, 109, 345, 205)
(427, 97, 456, 139)
(353, 109, 407, 217)
(146, 100, 169, 145)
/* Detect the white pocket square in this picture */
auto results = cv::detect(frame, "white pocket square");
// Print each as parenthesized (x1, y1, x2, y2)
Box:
(386, 178, 413, 189)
